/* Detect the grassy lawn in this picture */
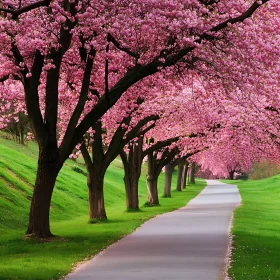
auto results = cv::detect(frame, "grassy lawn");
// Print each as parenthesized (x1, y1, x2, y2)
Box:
(0, 135, 206, 280)
(222, 176, 280, 280)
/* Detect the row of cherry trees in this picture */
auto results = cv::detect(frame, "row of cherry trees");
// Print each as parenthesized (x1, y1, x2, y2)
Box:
(0, 0, 280, 238)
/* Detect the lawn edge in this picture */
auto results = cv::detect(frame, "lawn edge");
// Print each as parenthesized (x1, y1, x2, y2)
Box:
(222, 182, 242, 280)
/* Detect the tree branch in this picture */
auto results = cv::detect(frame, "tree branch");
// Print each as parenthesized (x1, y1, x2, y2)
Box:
(119, 149, 128, 169)
(11, 44, 46, 142)
(108, 33, 140, 60)
(99, 98, 145, 166)
(210, 0, 270, 33)
(80, 141, 92, 167)
(60, 47, 96, 157)
(265, 106, 279, 114)
(163, 0, 270, 67)
(198, 0, 220, 6)
(26, 50, 46, 142)
(0, 75, 9, 83)
(11, 42, 29, 76)
(155, 147, 179, 176)
(124, 115, 159, 143)
(135, 122, 156, 138)
(105, 39, 109, 95)
(143, 136, 180, 157)
(91, 121, 105, 162)
(0, 0, 51, 19)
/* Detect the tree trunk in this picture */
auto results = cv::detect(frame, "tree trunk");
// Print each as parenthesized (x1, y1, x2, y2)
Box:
(124, 173, 140, 210)
(176, 161, 184, 191)
(164, 162, 174, 197)
(190, 162, 196, 184)
(229, 170, 235, 180)
(146, 175, 159, 205)
(122, 150, 142, 210)
(26, 148, 60, 238)
(87, 164, 107, 221)
(187, 164, 190, 185)
(82, 122, 107, 221)
(146, 153, 159, 206)
(182, 161, 188, 189)
(121, 138, 143, 211)
(122, 150, 141, 210)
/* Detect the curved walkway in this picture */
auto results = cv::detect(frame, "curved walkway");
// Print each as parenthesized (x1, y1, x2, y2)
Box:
(65, 180, 241, 280)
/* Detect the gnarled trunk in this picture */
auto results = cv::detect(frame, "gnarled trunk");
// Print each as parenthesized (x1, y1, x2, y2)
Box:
(164, 162, 174, 197)
(176, 161, 184, 191)
(26, 147, 60, 238)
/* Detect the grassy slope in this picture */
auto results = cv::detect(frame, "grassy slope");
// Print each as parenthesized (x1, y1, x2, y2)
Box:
(222, 176, 280, 280)
(0, 135, 206, 280)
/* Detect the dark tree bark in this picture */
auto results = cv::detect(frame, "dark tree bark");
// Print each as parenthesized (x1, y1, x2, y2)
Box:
(26, 146, 60, 238)
(229, 170, 235, 180)
(87, 165, 107, 220)
(190, 162, 196, 184)
(121, 136, 180, 208)
(182, 161, 188, 189)
(164, 162, 175, 197)
(146, 147, 180, 205)
(81, 121, 107, 220)
(176, 161, 184, 191)
(120, 136, 144, 210)
(81, 112, 158, 219)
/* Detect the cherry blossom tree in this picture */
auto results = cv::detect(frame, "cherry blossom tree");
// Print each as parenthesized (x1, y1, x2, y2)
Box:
(120, 85, 211, 207)
(80, 97, 159, 220)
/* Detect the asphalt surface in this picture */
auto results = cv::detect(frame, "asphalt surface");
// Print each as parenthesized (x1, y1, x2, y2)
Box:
(65, 180, 241, 280)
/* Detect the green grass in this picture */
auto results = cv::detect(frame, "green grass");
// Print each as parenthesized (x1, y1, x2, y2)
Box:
(0, 134, 206, 280)
(222, 176, 280, 280)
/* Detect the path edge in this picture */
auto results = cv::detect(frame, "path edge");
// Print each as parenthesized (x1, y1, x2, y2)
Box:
(222, 183, 242, 280)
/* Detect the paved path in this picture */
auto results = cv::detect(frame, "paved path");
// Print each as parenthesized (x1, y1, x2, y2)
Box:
(65, 180, 241, 280)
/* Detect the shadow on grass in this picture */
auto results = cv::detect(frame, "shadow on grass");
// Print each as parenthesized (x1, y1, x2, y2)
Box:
(124, 208, 144, 213)
(88, 218, 125, 224)
(143, 202, 161, 207)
